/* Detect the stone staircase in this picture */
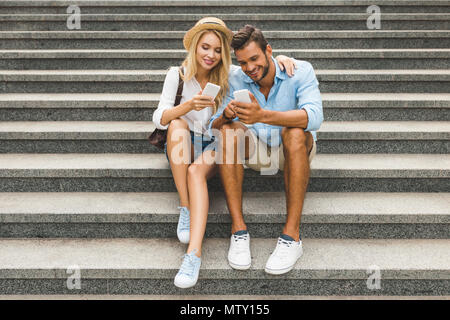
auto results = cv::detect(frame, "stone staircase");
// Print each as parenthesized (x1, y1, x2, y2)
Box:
(0, 0, 448, 297)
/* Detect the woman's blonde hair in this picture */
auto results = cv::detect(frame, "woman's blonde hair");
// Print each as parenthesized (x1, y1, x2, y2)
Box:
(180, 29, 231, 114)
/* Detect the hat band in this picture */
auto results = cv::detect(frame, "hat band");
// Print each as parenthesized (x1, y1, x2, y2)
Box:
(201, 21, 221, 26)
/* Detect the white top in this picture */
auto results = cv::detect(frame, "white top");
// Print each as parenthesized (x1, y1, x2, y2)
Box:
(152, 66, 213, 136)
(153, 65, 239, 137)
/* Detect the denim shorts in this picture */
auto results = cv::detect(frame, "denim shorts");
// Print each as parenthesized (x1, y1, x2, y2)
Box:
(164, 130, 216, 162)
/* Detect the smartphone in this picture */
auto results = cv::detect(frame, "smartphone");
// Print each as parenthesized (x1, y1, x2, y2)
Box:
(233, 89, 252, 127)
(202, 82, 221, 100)
(233, 89, 252, 103)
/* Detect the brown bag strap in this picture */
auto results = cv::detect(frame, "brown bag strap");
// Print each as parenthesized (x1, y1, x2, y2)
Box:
(175, 67, 184, 106)
(148, 66, 185, 149)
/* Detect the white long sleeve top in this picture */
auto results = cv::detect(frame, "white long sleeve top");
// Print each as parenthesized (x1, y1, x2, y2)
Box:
(152, 66, 214, 136)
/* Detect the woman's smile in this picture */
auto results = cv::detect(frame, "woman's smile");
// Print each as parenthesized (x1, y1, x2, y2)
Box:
(203, 58, 215, 65)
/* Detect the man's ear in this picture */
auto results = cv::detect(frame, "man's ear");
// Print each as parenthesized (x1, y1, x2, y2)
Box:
(265, 44, 273, 57)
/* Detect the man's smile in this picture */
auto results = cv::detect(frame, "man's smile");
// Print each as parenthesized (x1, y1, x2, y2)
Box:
(247, 68, 260, 78)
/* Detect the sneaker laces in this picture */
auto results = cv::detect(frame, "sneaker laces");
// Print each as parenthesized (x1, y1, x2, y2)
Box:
(178, 249, 198, 276)
(232, 233, 249, 253)
(273, 237, 294, 260)
(178, 206, 190, 231)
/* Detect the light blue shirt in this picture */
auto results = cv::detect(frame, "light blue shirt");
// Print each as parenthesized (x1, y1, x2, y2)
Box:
(208, 57, 323, 147)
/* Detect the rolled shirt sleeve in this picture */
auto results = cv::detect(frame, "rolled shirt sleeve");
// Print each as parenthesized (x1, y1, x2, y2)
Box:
(296, 62, 323, 133)
(207, 64, 246, 137)
(152, 67, 180, 130)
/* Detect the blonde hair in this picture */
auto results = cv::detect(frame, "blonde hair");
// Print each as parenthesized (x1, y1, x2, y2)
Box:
(180, 29, 231, 114)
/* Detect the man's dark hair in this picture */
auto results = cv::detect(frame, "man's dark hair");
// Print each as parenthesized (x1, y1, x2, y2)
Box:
(231, 25, 268, 53)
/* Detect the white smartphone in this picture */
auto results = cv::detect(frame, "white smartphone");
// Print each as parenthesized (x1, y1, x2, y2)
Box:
(202, 82, 221, 100)
(233, 89, 252, 127)
(233, 89, 252, 103)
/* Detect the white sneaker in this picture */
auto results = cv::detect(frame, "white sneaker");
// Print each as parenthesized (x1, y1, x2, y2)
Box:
(228, 230, 251, 270)
(265, 235, 303, 275)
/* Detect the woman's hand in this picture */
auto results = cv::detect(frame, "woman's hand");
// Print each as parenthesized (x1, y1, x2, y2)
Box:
(190, 91, 215, 111)
(275, 55, 297, 77)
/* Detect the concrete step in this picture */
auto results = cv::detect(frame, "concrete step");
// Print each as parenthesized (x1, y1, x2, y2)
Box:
(2, 0, 449, 14)
(323, 93, 450, 121)
(0, 93, 448, 121)
(1, 69, 448, 93)
(0, 237, 447, 295)
(1, 30, 449, 49)
(0, 192, 448, 239)
(1, 13, 448, 31)
(0, 153, 448, 192)
(317, 121, 450, 154)
(1, 49, 449, 70)
(0, 121, 448, 154)
(0, 92, 157, 121)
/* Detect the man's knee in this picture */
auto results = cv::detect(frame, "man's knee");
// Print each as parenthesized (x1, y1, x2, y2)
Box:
(282, 127, 310, 151)
(219, 123, 247, 147)
(217, 124, 250, 164)
(219, 121, 246, 132)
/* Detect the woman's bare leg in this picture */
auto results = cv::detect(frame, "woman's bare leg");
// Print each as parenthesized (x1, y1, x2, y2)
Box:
(186, 150, 217, 257)
(166, 118, 194, 208)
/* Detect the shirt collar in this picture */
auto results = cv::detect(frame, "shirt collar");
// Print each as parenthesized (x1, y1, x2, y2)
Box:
(241, 69, 253, 84)
(240, 55, 288, 84)
(273, 56, 289, 81)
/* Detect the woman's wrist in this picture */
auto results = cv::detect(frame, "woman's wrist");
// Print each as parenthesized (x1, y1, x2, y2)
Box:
(187, 98, 194, 111)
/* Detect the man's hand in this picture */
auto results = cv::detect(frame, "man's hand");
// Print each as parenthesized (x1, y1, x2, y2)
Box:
(233, 92, 265, 125)
(222, 102, 237, 121)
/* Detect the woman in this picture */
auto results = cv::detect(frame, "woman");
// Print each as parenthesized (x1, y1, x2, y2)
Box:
(152, 17, 296, 289)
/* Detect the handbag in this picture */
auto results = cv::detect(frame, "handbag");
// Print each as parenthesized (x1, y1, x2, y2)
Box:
(148, 67, 184, 149)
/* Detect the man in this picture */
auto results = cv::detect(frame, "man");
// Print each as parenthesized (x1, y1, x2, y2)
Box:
(208, 25, 323, 275)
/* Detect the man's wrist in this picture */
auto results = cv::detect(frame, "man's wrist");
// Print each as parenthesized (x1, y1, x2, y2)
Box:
(222, 112, 233, 121)
(259, 109, 269, 123)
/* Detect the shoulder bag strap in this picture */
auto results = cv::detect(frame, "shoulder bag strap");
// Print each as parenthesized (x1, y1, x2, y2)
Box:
(174, 67, 184, 106)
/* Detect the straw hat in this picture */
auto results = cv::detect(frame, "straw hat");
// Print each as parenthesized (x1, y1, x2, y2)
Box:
(183, 17, 234, 51)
